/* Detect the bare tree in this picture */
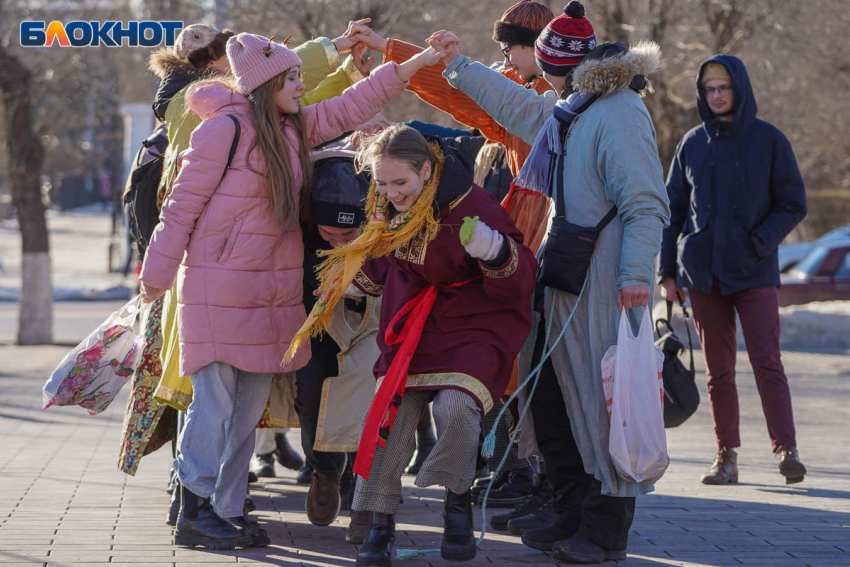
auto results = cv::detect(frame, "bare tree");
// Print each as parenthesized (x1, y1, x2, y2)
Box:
(700, 0, 777, 53)
(0, 45, 52, 345)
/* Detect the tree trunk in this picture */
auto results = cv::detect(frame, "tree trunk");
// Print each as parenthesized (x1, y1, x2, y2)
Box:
(0, 45, 53, 345)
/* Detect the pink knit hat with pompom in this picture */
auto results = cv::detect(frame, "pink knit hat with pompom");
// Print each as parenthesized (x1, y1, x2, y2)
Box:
(226, 33, 302, 94)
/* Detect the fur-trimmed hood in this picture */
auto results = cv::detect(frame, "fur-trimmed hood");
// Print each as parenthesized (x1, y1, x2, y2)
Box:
(572, 41, 661, 98)
(148, 48, 206, 80)
(149, 48, 212, 122)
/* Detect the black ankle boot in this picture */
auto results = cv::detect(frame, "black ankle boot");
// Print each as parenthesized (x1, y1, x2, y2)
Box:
(441, 489, 476, 562)
(356, 512, 395, 567)
(166, 482, 181, 526)
(226, 516, 270, 547)
(175, 486, 254, 550)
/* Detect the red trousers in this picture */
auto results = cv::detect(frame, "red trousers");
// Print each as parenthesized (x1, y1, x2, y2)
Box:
(689, 284, 796, 451)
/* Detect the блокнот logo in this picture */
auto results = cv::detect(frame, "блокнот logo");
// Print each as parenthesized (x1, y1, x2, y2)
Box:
(20, 21, 183, 47)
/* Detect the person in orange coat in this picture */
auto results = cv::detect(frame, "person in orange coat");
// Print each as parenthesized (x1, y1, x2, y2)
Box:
(349, 0, 556, 253)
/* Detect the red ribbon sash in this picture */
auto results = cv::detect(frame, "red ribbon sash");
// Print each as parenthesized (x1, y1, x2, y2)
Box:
(353, 277, 479, 480)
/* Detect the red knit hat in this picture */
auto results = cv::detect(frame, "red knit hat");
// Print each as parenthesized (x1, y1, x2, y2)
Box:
(493, 1, 555, 47)
(535, 1, 597, 76)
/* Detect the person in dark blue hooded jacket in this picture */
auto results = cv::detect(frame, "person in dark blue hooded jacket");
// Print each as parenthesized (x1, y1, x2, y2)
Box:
(659, 55, 807, 486)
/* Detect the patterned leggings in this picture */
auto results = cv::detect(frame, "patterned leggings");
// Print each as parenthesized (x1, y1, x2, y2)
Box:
(352, 389, 481, 515)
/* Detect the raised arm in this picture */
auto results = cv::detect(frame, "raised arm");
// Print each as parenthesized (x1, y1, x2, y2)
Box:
(384, 38, 509, 145)
(302, 46, 450, 148)
(444, 55, 553, 146)
(301, 55, 366, 106)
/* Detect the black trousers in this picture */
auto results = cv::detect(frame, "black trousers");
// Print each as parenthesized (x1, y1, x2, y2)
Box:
(528, 317, 635, 551)
(294, 333, 346, 475)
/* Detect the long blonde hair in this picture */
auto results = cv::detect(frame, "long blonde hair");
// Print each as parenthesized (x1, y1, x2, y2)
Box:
(246, 72, 313, 224)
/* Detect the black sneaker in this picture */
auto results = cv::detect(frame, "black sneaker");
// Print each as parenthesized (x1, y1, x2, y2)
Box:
(479, 466, 534, 507)
(252, 452, 275, 478)
(471, 470, 507, 503)
(296, 463, 314, 486)
(273, 433, 304, 471)
(508, 500, 558, 535)
(489, 474, 554, 531)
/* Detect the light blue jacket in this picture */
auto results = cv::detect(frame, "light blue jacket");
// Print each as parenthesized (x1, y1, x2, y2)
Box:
(445, 47, 671, 497)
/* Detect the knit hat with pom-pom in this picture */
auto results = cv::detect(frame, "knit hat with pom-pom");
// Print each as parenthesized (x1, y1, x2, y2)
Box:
(534, 1, 597, 76)
(493, 1, 555, 48)
(227, 33, 302, 94)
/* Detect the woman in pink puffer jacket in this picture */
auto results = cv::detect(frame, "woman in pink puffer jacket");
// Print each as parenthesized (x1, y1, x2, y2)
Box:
(138, 31, 450, 550)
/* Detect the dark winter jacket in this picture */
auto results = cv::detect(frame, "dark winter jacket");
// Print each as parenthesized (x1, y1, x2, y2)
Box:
(659, 54, 807, 294)
(149, 49, 208, 122)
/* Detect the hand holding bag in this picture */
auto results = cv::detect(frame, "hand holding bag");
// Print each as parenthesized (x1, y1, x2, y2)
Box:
(608, 308, 669, 485)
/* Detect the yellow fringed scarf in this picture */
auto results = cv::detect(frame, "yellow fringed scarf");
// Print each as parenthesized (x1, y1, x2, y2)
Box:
(282, 143, 446, 365)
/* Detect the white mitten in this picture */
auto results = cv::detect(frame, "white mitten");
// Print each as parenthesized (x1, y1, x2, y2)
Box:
(463, 220, 504, 262)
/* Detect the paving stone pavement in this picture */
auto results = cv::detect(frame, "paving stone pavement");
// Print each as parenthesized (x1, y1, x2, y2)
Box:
(1, 343, 849, 567)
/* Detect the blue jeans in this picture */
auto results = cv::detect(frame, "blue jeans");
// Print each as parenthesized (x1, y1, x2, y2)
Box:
(174, 362, 272, 518)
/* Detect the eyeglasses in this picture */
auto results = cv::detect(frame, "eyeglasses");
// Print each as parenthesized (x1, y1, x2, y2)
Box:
(704, 85, 732, 96)
(501, 45, 513, 59)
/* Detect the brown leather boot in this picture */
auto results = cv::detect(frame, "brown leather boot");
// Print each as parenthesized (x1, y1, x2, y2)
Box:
(306, 471, 341, 526)
(700, 448, 738, 485)
(776, 445, 806, 484)
(346, 509, 371, 544)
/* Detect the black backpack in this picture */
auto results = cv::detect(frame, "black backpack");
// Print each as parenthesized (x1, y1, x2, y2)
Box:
(655, 300, 700, 428)
(123, 125, 167, 258)
(124, 114, 241, 258)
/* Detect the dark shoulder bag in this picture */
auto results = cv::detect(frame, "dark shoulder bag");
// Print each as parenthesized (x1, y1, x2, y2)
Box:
(654, 299, 700, 428)
(537, 123, 618, 295)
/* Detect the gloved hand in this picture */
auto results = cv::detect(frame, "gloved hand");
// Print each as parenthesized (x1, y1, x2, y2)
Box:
(462, 219, 504, 262)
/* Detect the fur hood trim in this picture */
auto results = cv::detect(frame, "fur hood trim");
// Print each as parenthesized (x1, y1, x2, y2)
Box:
(148, 48, 206, 79)
(572, 40, 661, 98)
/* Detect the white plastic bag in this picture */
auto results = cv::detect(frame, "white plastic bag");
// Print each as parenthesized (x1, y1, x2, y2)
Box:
(606, 308, 669, 485)
(601, 337, 664, 423)
(43, 295, 147, 415)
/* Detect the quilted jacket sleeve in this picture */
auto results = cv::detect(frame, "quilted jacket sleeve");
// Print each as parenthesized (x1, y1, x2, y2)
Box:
(301, 62, 408, 149)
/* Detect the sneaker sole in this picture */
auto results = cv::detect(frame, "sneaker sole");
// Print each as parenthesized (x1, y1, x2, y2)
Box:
(174, 531, 254, 550)
(521, 533, 555, 552)
(478, 494, 528, 507)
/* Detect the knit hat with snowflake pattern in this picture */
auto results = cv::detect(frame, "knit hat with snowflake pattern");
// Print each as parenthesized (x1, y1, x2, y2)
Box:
(535, 1, 596, 76)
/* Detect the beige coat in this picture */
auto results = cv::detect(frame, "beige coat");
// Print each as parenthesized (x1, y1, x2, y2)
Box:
(268, 296, 380, 452)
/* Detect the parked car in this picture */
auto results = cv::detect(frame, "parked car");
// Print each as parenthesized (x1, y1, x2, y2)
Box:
(778, 240, 850, 307)
(778, 224, 850, 273)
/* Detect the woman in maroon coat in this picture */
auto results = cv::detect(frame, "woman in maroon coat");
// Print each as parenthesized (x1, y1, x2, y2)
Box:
(285, 125, 536, 566)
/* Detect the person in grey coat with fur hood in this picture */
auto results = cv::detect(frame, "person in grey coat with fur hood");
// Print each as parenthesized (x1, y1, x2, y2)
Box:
(427, 2, 671, 563)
